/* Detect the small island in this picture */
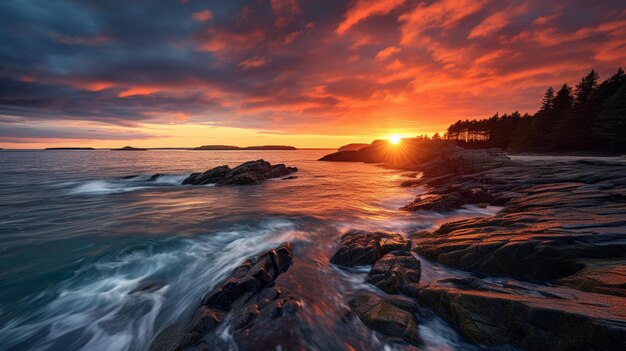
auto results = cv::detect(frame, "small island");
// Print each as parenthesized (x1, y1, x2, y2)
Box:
(111, 146, 148, 151)
(193, 145, 296, 150)
(44, 147, 95, 150)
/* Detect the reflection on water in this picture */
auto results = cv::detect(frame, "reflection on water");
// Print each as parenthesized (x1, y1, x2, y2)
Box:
(0, 150, 499, 350)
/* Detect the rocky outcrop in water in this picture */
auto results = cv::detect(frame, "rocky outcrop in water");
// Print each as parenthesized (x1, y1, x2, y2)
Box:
(150, 243, 299, 351)
(329, 230, 410, 267)
(365, 251, 421, 294)
(416, 277, 626, 351)
(349, 293, 421, 346)
(181, 160, 298, 185)
(319, 139, 512, 171)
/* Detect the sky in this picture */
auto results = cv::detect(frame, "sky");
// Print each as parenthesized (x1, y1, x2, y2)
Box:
(1, 0, 625, 148)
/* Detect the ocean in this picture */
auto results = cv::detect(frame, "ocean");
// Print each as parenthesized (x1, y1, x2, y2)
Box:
(0, 150, 500, 350)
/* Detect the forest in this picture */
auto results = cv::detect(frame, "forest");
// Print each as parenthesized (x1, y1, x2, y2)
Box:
(445, 68, 626, 153)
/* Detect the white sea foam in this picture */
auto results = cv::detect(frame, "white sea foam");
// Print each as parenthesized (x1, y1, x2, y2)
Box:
(69, 180, 146, 195)
(0, 219, 306, 351)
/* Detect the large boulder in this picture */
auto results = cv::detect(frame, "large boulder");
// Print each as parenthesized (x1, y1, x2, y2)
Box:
(417, 277, 626, 351)
(181, 160, 298, 185)
(329, 230, 410, 267)
(365, 251, 421, 294)
(150, 243, 298, 351)
(349, 293, 421, 346)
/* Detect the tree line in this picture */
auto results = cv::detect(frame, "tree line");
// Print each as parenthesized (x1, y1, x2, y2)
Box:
(445, 68, 626, 153)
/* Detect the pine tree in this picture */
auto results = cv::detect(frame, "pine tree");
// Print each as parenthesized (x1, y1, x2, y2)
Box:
(595, 84, 626, 153)
(549, 84, 574, 149)
(539, 86, 555, 113)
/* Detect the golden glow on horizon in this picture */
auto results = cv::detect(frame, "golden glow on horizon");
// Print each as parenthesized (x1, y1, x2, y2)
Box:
(389, 135, 402, 145)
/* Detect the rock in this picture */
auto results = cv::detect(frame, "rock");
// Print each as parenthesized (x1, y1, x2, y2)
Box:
(319, 139, 511, 172)
(128, 281, 165, 295)
(558, 263, 626, 297)
(330, 230, 410, 267)
(401, 184, 493, 212)
(349, 293, 420, 346)
(365, 251, 421, 294)
(417, 277, 626, 351)
(400, 179, 421, 187)
(412, 160, 626, 282)
(150, 243, 297, 350)
(418, 148, 511, 177)
(181, 160, 298, 186)
(281, 175, 298, 180)
(148, 173, 163, 181)
(182, 165, 231, 185)
(401, 193, 464, 212)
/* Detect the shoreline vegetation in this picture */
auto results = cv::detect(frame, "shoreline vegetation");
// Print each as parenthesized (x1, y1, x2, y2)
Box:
(155, 139, 625, 350)
(445, 68, 626, 154)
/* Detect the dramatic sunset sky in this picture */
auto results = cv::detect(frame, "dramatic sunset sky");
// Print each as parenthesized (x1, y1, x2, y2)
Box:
(1, 0, 625, 148)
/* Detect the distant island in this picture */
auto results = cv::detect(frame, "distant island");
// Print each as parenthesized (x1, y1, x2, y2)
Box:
(45, 147, 95, 150)
(193, 145, 297, 150)
(111, 146, 148, 151)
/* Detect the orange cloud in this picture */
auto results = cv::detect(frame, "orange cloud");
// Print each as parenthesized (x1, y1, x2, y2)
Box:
(469, 5, 527, 39)
(336, 0, 405, 34)
(118, 87, 160, 98)
(239, 56, 268, 70)
(399, 0, 488, 45)
(375, 46, 401, 60)
(192, 10, 213, 22)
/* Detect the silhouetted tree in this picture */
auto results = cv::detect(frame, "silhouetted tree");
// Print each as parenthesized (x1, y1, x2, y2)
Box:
(595, 84, 626, 153)
(444, 68, 626, 153)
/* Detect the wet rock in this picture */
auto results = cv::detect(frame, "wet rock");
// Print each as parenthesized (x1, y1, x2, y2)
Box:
(182, 160, 297, 186)
(128, 281, 165, 295)
(148, 173, 163, 181)
(150, 243, 297, 351)
(418, 148, 511, 177)
(401, 185, 493, 212)
(330, 230, 410, 267)
(412, 160, 626, 283)
(417, 277, 626, 351)
(182, 165, 231, 185)
(559, 263, 626, 297)
(349, 293, 420, 346)
(366, 251, 421, 294)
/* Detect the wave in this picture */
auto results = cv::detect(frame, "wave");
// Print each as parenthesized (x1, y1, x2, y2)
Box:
(69, 180, 147, 195)
(0, 219, 306, 351)
(68, 173, 192, 195)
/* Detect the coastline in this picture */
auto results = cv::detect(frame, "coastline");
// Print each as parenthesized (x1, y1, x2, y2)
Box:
(148, 145, 626, 350)
(336, 148, 626, 350)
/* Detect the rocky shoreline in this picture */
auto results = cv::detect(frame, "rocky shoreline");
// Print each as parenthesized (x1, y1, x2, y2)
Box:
(330, 143, 626, 350)
(149, 145, 626, 350)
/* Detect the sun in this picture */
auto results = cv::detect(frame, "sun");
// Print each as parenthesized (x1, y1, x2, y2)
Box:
(389, 135, 402, 145)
